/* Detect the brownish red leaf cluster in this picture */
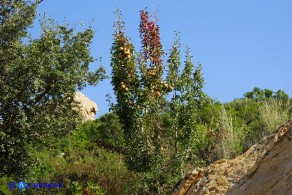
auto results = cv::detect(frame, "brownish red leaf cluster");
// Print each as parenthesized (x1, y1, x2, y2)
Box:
(139, 10, 163, 66)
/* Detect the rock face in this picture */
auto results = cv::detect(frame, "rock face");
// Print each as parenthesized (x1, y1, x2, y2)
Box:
(74, 92, 98, 121)
(172, 120, 292, 195)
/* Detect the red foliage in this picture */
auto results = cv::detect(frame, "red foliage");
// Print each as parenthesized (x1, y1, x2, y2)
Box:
(83, 188, 90, 195)
(139, 9, 163, 66)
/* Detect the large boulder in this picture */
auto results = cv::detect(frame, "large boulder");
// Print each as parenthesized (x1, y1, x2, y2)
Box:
(172, 120, 292, 195)
(74, 92, 98, 122)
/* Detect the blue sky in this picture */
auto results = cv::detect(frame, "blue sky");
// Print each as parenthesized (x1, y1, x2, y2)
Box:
(34, 0, 292, 117)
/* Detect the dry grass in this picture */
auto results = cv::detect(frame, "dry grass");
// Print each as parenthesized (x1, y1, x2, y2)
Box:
(216, 106, 245, 160)
(259, 99, 291, 135)
(216, 98, 291, 160)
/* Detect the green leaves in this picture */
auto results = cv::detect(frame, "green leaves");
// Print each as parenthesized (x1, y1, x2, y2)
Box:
(0, 1, 105, 177)
(110, 9, 207, 193)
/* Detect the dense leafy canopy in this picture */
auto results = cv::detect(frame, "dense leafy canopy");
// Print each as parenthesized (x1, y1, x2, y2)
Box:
(0, 0, 105, 177)
(110, 9, 207, 192)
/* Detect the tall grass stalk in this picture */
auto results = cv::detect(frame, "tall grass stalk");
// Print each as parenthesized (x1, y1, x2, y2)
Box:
(216, 106, 245, 159)
(259, 99, 291, 135)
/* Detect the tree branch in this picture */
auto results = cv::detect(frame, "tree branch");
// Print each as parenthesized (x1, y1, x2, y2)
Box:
(37, 0, 45, 4)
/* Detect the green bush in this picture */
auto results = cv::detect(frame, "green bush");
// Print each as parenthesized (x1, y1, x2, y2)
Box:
(0, 176, 14, 195)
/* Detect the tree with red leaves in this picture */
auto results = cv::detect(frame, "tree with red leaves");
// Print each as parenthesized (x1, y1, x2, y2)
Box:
(110, 8, 206, 193)
(139, 10, 164, 67)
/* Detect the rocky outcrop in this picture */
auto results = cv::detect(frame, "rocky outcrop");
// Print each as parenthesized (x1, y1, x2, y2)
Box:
(172, 120, 292, 195)
(74, 92, 98, 121)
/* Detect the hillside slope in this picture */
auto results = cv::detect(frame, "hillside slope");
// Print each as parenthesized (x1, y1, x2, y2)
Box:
(172, 120, 292, 195)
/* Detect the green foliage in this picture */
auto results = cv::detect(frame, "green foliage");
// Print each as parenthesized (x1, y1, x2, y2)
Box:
(0, 0, 105, 177)
(23, 113, 140, 194)
(213, 88, 291, 160)
(29, 146, 140, 195)
(165, 44, 209, 177)
(81, 119, 101, 143)
(1, 2, 290, 194)
(73, 129, 91, 150)
(274, 89, 289, 103)
(0, 176, 14, 195)
(70, 181, 105, 195)
(80, 113, 126, 156)
(244, 87, 289, 102)
(110, 9, 168, 175)
(96, 112, 124, 147)
(110, 9, 208, 193)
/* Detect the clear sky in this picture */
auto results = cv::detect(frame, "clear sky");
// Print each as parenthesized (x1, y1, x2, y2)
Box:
(34, 0, 292, 117)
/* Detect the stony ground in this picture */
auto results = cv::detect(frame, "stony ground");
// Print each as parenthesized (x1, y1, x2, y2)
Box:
(172, 120, 292, 195)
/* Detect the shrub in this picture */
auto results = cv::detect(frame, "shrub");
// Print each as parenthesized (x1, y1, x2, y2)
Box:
(258, 99, 291, 135)
(215, 106, 246, 159)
